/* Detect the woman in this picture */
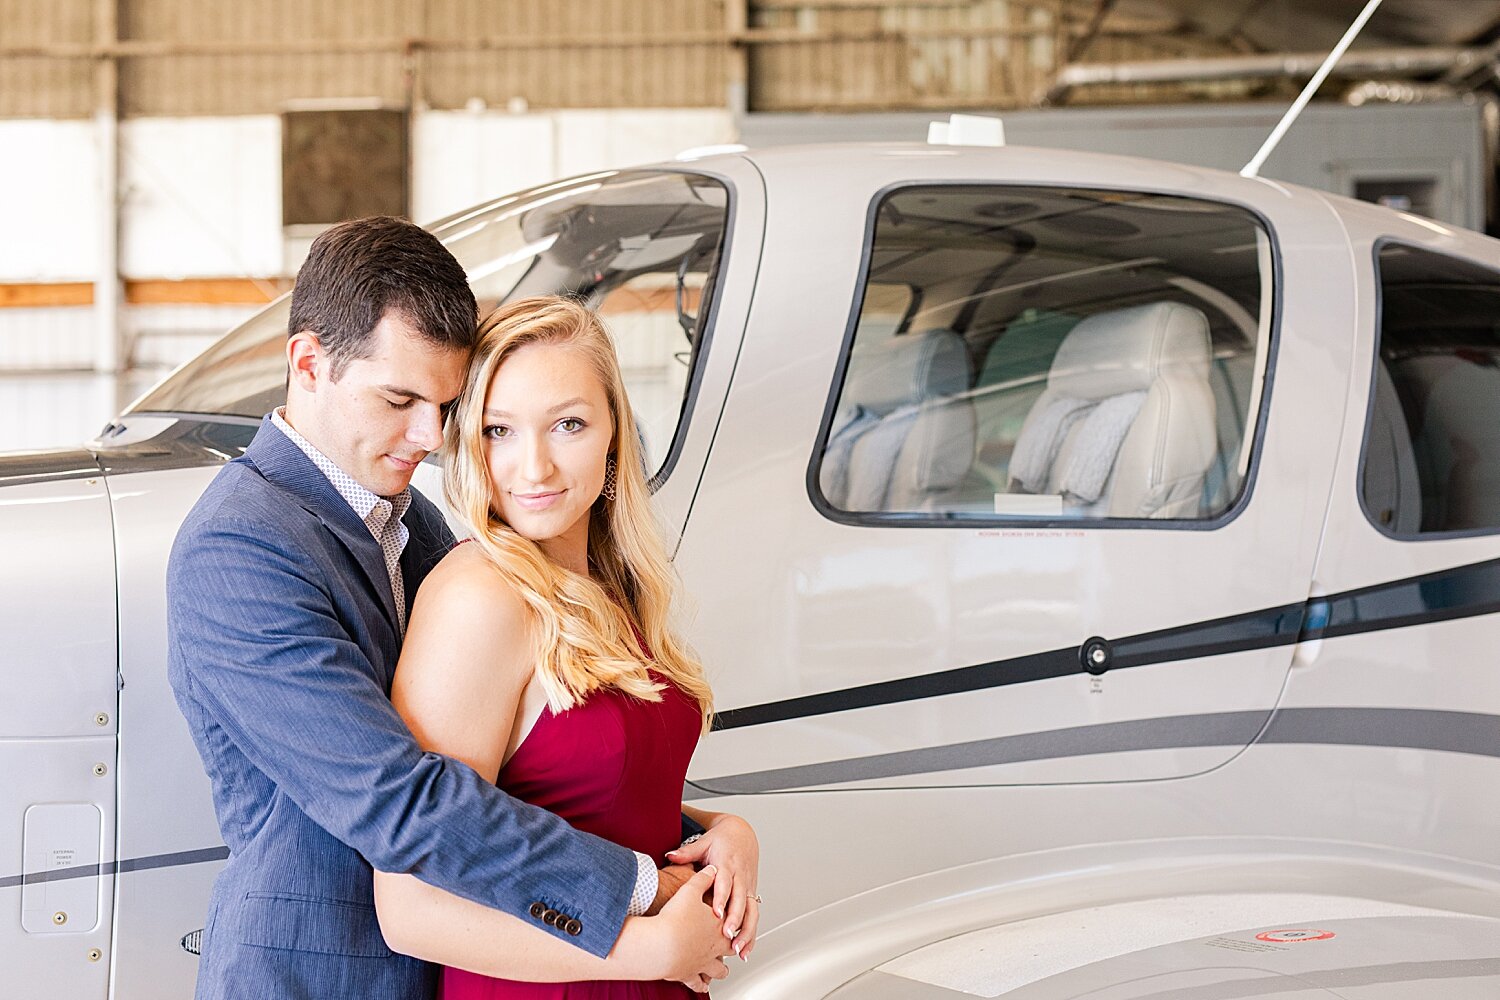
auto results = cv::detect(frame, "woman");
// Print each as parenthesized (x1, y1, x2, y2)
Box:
(374, 296, 760, 997)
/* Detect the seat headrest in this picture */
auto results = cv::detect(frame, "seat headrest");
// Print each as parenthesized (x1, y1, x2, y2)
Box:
(840, 328, 968, 417)
(1048, 302, 1211, 400)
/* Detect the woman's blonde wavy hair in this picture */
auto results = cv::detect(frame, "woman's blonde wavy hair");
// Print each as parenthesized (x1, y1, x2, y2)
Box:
(444, 295, 713, 731)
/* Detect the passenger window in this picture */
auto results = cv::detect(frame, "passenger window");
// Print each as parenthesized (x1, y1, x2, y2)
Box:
(1361, 244, 1500, 536)
(817, 185, 1272, 522)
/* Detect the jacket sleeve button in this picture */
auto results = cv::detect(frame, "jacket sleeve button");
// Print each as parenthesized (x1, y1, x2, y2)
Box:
(529, 902, 547, 920)
(565, 918, 583, 936)
(542, 909, 560, 926)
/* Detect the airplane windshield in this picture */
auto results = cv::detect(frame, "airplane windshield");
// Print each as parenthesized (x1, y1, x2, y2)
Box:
(127, 170, 729, 477)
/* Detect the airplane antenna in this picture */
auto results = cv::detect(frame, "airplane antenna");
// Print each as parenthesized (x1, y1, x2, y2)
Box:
(1241, 0, 1386, 178)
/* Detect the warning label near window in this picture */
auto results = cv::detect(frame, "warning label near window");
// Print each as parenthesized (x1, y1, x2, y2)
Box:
(1202, 936, 1287, 954)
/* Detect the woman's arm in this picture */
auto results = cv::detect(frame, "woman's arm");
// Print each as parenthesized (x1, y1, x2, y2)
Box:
(373, 548, 727, 987)
(375, 862, 720, 982)
(671, 805, 763, 959)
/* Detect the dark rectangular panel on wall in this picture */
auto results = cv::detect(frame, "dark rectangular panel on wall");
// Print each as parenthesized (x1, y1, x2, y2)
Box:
(282, 108, 409, 226)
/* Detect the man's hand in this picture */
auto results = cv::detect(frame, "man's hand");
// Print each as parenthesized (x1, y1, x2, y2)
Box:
(667, 814, 761, 958)
(646, 862, 697, 916)
(639, 865, 732, 992)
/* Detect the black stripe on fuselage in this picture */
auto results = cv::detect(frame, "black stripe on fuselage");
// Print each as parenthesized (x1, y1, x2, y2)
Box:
(711, 556, 1500, 732)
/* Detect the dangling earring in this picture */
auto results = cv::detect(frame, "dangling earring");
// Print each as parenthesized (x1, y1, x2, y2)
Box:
(600, 455, 618, 502)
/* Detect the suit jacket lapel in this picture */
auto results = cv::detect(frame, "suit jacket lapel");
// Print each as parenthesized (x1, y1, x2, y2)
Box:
(243, 418, 402, 636)
(399, 491, 457, 615)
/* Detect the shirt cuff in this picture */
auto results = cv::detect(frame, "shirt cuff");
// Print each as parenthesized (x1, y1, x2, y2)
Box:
(627, 851, 658, 917)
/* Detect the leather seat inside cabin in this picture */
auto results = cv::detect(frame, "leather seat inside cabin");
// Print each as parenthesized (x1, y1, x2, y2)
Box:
(820, 328, 976, 513)
(1006, 301, 1219, 518)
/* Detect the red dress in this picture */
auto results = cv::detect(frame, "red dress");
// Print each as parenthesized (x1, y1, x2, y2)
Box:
(439, 672, 703, 999)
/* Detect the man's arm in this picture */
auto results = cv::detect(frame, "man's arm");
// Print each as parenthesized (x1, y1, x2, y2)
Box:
(373, 839, 730, 991)
(168, 516, 634, 957)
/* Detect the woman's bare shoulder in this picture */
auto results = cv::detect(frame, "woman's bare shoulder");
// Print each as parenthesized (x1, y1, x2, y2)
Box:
(409, 541, 530, 651)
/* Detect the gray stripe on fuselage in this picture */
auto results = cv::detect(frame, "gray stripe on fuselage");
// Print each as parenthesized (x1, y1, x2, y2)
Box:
(684, 707, 1500, 799)
(0, 845, 228, 890)
(9, 710, 1497, 881)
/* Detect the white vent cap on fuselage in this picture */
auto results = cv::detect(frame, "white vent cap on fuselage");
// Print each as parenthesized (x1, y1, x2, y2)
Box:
(926, 114, 1005, 147)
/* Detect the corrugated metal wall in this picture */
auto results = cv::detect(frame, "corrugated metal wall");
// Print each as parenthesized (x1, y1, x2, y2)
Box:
(1, 0, 1246, 117)
(749, 0, 1062, 111)
(120, 1, 413, 115)
(0, 0, 95, 118)
(745, 0, 1250, 111)
(418, 0, 726, 110)
(1, 0, 729, 117)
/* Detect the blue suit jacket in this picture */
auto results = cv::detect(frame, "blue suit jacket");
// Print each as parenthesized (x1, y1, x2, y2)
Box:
(167, 417, 636, 1000)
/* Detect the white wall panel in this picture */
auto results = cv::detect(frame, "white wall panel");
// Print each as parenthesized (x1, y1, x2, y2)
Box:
(125, 303, 256, 368)
(0, 307, 95, 369)
(411, 111, 558, 225)
(413, 108, 738, 224)
(0, 120, 99, 282)
(0, 374, 119, 452)
(552, 109, 736, 178)
(119, 116, 282, 279)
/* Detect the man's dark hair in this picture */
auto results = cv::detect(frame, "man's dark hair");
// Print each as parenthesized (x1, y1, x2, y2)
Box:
(288, 216, 478, 378)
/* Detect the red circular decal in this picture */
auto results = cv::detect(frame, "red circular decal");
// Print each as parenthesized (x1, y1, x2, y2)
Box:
(1256, 929, 1336, 943)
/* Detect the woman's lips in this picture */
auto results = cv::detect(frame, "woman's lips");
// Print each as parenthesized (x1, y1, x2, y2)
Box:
(512, 490, 564, 511)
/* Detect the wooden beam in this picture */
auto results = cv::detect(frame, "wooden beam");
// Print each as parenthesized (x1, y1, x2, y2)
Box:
(125, 278, 292, 305)
(752, 0, 989, 7)
(0, 22, 1081, 61)
(0, 279, 292, 309)
(0, 283, 95, 308)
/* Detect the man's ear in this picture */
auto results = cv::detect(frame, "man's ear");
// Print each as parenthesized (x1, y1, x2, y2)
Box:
(287, 331, 325, 392)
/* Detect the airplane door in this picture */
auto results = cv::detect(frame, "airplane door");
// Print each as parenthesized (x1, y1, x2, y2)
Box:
(678, 164, 1354, 794)
(0, 457, 118, 998)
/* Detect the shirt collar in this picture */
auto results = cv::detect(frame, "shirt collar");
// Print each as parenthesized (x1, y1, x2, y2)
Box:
(271, 408, 411, 529)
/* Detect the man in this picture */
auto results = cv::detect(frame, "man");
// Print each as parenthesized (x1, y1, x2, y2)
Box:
(167, 217, 727, 998)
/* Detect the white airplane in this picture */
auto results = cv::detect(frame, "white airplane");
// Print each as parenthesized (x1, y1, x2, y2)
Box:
(5, 136, 1500, 999)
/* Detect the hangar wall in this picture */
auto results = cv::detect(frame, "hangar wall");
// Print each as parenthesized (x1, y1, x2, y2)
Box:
(1, 0, 1493, 452)
(0, 0, 1246, 120)
(0, 0, 728, 116)
(0, 107, 733, 450)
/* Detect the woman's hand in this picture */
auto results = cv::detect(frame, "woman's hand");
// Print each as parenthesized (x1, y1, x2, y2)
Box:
(630, 865, 732, 993)
(666, 812, 762, 959)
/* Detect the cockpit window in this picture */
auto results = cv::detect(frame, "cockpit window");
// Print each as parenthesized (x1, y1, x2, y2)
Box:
(1360, 244, 1500, 536)
(128, 170, 730, 481)
(815, 185, 1273, 524)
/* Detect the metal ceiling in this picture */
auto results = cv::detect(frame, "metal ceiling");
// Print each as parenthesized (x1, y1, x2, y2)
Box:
(1115, 0, 1500, 53)
(1049, 0, 1500, 106)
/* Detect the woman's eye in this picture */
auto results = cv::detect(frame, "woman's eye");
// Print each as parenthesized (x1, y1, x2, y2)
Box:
(482, 425, 510, 439)
(557, 418, 584, 433)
